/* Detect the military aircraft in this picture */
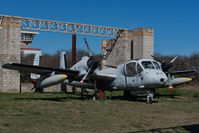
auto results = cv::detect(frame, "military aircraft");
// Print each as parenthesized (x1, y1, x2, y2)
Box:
(2, 39, 195, 103)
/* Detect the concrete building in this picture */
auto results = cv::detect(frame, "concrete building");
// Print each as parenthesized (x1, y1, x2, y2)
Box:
(21, 48, 41, 57)
(21, 31, 39, 48)
(0, 16, 21, 92)
(102, 28, 154, 68)
(0, 16, 40, 92)
(20, 31, 41, 57)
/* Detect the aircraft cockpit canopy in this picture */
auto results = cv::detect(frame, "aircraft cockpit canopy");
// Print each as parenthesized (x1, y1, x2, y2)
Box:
(125, 60, 161, 77)
(125, 61, 144, 77)
(141, 61, 161, 70)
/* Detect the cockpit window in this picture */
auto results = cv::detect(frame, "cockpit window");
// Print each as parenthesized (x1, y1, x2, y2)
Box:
(141, 61, 155, 69)
(153, 61, 160, 69)
(126, 62, 137, 77)
(137, 63, 143, 73)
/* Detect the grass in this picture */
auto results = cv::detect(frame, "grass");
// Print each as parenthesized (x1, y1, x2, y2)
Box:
(0, 88, 199, 133)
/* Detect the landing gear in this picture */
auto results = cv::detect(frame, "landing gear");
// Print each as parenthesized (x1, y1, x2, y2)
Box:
(92, 93, 99, 101)
(123, 91, 132, 100)
(147, 93, 153, 104)
(93, 80, 98, 101)
(34, 87, 43, 93)
(92, 89, 104, 101)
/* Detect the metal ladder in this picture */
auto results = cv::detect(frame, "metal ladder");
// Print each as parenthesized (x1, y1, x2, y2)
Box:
(0, 16, 3, 30)
(102, 30, 123, 60)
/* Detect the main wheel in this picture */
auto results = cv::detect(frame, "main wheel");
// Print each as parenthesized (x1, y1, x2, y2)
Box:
(149, 97, 153, 104)
(123, 91, 132, 100)
(92, 93, 99, 101)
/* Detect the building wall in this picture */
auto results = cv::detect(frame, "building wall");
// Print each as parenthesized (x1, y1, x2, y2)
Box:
(132, 28, 154, 59)
(0, 16, 21, 92)
(21, 42, 31, 48)
(101, 28, 154, 68)
(20, 48, 41, 57)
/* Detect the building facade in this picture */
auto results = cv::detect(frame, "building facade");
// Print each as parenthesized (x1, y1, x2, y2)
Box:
(102, 28, 154, 68)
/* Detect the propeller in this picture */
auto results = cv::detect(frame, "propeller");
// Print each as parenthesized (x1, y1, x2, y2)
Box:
(151, 55, 178, 90)
(151, 55, 178, 73)
(80, 67, 92, 84)
(30, 80, 37, 91)
(79, 38, 99, 84)
(84, 38, 93, 57)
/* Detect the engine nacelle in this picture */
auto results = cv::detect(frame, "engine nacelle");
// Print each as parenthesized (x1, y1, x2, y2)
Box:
(37, 74, 67, 88)
(171, 77, 192, 85)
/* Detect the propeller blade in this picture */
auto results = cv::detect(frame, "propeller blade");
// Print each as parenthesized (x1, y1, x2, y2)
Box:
(151, 55, 163, 64)
(30, 80, 37, 91)
(31, 87, 35, 91)
(170, 55, 178, 63)
(84, 38, 93, 57)
(80, 66, 92, 84)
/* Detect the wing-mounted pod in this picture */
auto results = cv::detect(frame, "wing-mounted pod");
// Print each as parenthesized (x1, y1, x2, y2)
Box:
(37, 74, 67, 88)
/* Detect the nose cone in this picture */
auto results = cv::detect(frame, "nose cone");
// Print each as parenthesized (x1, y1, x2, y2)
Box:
(171, 77, 192, 85)
(144, 70, 168, 88)
(187, 78, 192, 82)
(62, 75, 67, 79)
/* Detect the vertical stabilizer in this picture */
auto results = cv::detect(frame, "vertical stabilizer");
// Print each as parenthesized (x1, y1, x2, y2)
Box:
(60, 51, 67, 92)
(30, 54, 42, 80)
(60, 51, 66, 69)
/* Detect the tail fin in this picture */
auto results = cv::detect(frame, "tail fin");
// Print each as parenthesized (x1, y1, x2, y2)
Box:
(60, 51, 67, 93)
(30, 54, 42, 80)
(60, 51, 67, 69)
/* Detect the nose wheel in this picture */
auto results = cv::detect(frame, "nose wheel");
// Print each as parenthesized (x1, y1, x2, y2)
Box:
(147, 93, 153, 104)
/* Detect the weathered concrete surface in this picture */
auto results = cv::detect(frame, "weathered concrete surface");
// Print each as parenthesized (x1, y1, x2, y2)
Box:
(0, 16, 21, 92)
(102, 28, 154, 68)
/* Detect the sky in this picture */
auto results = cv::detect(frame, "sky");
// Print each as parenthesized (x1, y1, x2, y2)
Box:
(0, 0, 199, 56)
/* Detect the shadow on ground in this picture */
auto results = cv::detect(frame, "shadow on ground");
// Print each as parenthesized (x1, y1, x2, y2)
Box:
(107, 95, 159, 103)
(14, 93, 93, 102)
(128, 124, 199, 133)
(14, 91, 182, 103)
(14, 93, 165, 103)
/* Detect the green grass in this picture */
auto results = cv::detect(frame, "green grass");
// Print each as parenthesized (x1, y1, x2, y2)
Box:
(0, 89, 199, 133)
(155, 87, 199, 98)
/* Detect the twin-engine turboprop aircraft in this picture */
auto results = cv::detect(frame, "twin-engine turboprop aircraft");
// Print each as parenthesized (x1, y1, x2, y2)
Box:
(2, 39, 195, 103)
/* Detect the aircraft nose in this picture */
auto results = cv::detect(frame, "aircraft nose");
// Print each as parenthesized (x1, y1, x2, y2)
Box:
(146, 71, 167, 87)
(160, 78, 166, 83)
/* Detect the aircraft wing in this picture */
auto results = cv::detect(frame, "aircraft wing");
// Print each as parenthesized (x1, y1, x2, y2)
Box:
(90, 73, 117, 81)
(2, 63, 79, 76)
(171, 70, 196, 75)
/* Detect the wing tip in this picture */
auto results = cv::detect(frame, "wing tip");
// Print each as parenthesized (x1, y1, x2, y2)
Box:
(2, 62, 13, 68)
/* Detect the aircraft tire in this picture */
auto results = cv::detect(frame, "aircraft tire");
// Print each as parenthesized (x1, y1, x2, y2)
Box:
(123, 91, 132, 100)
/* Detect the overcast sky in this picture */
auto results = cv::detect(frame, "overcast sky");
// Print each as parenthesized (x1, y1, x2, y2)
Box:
(1, 0, 199, 56)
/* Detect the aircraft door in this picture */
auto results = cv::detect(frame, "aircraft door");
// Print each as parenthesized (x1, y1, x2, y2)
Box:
(124, 62, 141, 88)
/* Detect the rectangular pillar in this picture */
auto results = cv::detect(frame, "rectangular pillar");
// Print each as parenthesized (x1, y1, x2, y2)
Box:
(0, 16, 21, 92)
(101, 28, 154, 68)
(132, 28, 154, 59)
(72, 34, 76, 65)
